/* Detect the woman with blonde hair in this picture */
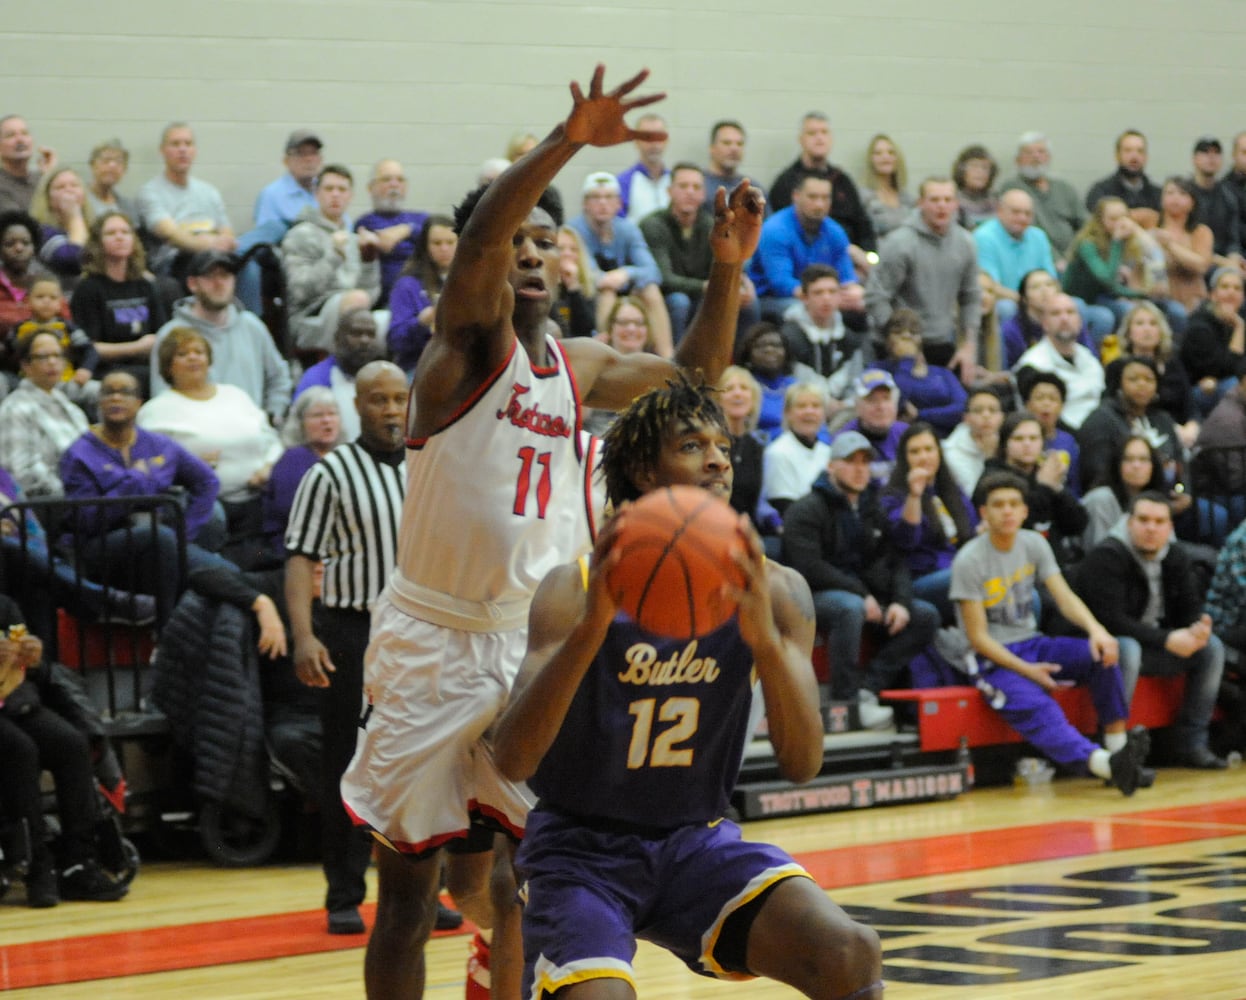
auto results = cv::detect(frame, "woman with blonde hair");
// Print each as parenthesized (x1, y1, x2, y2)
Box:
(29, 166, 94, 286)
(553, 225, 596, 338)
(860, 133, 914, 239)
(718, 364, 781, 545)
(1104, 301, 1195, 444)
(1062, 196, 1154, 321)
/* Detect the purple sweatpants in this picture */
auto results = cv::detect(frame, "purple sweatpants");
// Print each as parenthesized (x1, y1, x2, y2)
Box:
(975, 635, 1128, 771)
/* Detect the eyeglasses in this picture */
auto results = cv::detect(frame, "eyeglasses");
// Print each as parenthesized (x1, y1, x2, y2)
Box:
(100, 386, 139, 398)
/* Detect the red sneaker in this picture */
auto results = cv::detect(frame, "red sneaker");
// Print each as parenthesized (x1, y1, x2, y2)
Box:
(465, 931, 490, 1000)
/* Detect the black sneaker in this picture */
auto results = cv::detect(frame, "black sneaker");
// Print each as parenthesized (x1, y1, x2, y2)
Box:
(436, 900, 464, 931)
(1108, 726, 1151, 797)
(60, 860, 128, 902)
(327, 906, 366, 935)
(26, 868, 59, 908)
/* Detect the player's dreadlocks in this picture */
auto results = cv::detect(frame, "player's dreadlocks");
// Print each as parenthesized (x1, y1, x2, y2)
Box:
(601, 369, 729, 507)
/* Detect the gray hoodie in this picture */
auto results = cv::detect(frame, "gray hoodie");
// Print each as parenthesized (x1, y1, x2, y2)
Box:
(865, 209, 981, 346)
(1109, 517, 1168, 627)
(281, 206, 381, 349)
(152, 298, 293, 421)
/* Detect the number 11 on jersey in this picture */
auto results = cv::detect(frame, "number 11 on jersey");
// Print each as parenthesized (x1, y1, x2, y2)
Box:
(514, 446, 552, 518)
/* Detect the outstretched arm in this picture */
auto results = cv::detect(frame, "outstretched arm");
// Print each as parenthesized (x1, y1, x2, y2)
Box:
(565, 181, 766, 410)
(420, 67, 665, 409)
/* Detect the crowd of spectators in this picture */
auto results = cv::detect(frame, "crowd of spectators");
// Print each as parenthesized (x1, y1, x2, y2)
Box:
(2, 107, 1245, 908)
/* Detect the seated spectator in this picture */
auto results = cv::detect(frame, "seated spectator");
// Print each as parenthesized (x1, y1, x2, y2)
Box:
(952, 144, 999, 230)
(1014, 293, 1105, 429)
(0, 464, 155, 637)
(69, 211, 167, 390)
(944, 386, 1005, 497)
(252, 129, 322, 234)
(737, 321, 803, 440)
(749, 172, 864, 319)
(59, 370, 234, 618)
(387, 215, 455, 374)
(0, 600, 130, 907)
(1203, 518, 1246, 664)
(983, 411, 1087, 568)
(1077, 356, 1180, 495)
(0, 210, 55, 345)
(998, 131, 1086, 259)
(135, 123, 236, 284)
(781, 430, 939, 728)
(260, 387, 343, 559)
(282, 165, 382, 354)
(29, 167, 92, 288)
(137, 327, 283, 557)
(718, 365, 781, 544)
(1194, 379, 1246, 531)
(971, 271, 1015, 399)
(293, 308, 386, 441)
(150, 249, 292, 423)
(0, 332, 88, 497)
(1017, 369, 1082, 497)
(778, 264, 864, 420)
(1154, 177, 1213, 318)
(833, 368, 910, 488)
(871, 308, 966, 436)
(1000, 268, 1059, 367)
(615, 113, 670, 221)
(860, 133, 914, 240)
(84, 139, 136, 220)
(761, 382, 832, 516)
(1069, 492, 1227, 769)
(1063, 196, 1169, 327)
(1189, 136, 1244, 272)
(567, 171, 673, 357)
(702, 119, 766, 209)
(864, 177, 980, 374)
(13, 278, 98, 407)
(583, 296, 657, 436)
(638, 162, 759, 344)
(1104, 302, 1195, 445)
(881, 422, 978, 622)
(1081, 434, 1189, 551)
(940, 470, 1149, 795)
(0, 115, 54, 214)
(1084, 130, 1162, 229)
(1180, 266, 1246, 416)
(354, 159, 428, 308)
(553, 225, 596, 339)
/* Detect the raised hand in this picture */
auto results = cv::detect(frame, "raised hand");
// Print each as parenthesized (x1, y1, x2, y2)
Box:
(565, 65, 666, 149)
(709, 180, 766, 266)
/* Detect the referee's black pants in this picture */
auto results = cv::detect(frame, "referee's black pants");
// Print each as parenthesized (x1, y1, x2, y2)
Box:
(314, 604, 375, 913)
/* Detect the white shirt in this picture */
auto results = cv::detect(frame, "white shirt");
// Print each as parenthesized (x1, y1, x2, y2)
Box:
(1013, 338, 1105, 430)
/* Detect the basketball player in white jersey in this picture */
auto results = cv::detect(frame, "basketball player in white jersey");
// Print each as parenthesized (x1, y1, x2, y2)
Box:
(340, 65, 765, 999)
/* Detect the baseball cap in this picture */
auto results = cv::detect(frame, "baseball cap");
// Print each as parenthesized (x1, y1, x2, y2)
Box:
(186, 250, 240, 277)
(583, 171, 622, 196)
(854, 369, 898, 399)
(830, 431, 873, 461)
(1194, 136, 1222, 154)
(285, 129, 323, 153)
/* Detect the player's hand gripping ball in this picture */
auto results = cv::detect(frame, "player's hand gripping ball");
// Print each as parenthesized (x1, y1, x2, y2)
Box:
(606, 485, 747, 640)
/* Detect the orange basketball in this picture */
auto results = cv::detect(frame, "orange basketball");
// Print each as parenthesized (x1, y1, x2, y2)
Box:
(606, 485, 747, 640)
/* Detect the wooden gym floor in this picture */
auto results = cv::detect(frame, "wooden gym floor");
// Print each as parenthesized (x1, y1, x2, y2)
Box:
(2, 769, 1243, 999)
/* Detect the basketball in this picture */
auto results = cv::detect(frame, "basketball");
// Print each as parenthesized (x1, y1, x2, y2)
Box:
(606, 485, 747, 640)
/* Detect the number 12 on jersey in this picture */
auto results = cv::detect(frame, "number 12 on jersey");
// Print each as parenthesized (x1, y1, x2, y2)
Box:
(513, 446, 552, 518)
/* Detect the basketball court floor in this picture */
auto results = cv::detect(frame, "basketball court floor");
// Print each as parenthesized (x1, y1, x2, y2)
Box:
(2, 769, 1243, 998)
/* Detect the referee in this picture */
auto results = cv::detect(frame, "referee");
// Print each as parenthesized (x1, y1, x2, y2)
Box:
(284, 359, 413, 936)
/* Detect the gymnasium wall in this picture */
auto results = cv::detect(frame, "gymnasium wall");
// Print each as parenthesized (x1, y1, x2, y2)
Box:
(9, 0, 1245, 227)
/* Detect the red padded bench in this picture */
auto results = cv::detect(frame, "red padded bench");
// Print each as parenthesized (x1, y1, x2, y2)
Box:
(881, 675, 1186, 752)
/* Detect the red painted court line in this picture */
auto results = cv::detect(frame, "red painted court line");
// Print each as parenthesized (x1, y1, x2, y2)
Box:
(2, 798, 1244, 990)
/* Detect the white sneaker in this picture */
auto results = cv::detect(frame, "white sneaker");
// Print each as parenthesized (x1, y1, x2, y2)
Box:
(857, 690, 894, 730)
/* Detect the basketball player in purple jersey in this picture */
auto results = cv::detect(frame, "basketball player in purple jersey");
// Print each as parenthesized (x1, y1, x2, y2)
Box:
(495, 374, 884, 1000)
(340, 67, 765, 998)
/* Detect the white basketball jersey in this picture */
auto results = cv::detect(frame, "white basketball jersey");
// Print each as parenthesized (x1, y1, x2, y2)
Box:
(396, 336, 596, 613)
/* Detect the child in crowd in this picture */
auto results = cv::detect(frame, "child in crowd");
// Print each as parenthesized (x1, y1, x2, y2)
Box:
(13, 277, 99, 407)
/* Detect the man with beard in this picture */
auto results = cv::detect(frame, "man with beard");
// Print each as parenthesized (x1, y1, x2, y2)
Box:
(0, 115, 56, 213)
(354, 159, 429, 307)
(999, 131, 1086, 259)
(150, 250, 292, 421)
(1084, 130, 1162, 230)
(293, 308, 384, 440)
(283, 360, 438, 935)
(1014, 292, 1105, 429)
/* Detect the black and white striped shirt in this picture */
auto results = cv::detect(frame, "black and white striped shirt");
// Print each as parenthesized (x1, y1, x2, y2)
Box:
(284, 441, 405, 612)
